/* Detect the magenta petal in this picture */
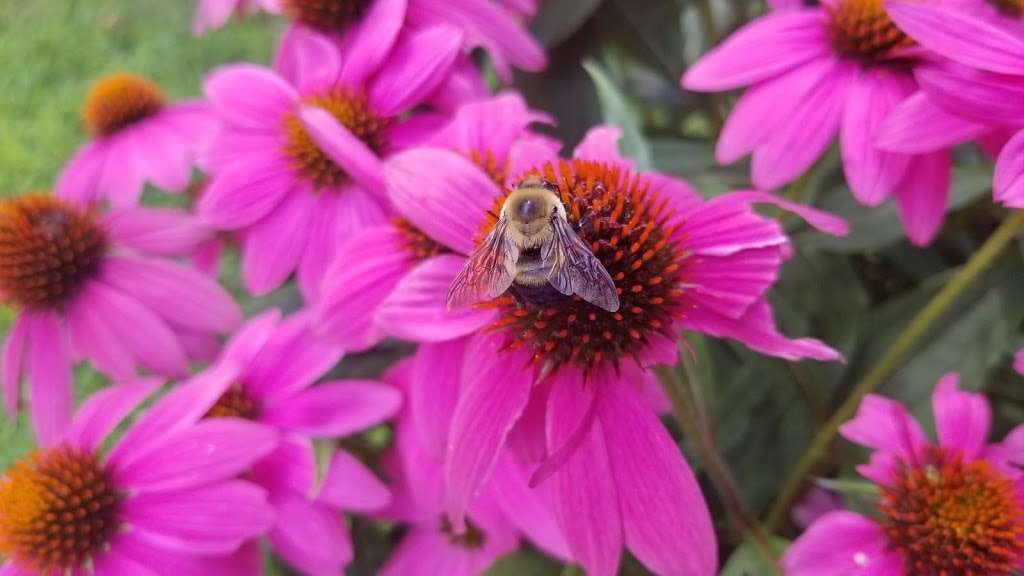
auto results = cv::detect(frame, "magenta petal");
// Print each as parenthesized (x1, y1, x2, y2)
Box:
(122, 481, 274, 554)
(198, 160, 294, 230)
(1015, 348, 1024, 375)
(893, 151, 950, 246)
(377, 255, 497, 342)
(385, 148, 500, 255)
(2, 315, 29, 417)
(261, 380, 401, 438)
(66, 288, 137, 381)
(268, 494, 353, 575)
(241, 189, 315, 295)
(410, 337, 467, 459)
(0, 563, 29, 576)
(92, 550, 157, 576)
(720, 190, 849, 236)
(839, 393, 929, 460)
(203, 64, 298, 130)
(250, 435, 316, 497)
(26, 311, 73, 446)
(444, 332, 534, 530)
(682, 10, 829, 91)
(598, 376, 717, 576)
(572, 126, 631, 170)
(546, 377, 622, 576)
(339, 0, 407, 87)
(241, 312, 345, 401)
(102, 207, 212, 256)
(430, 92, 552, 160)
(117, 418, 278, 493)
(55, 143, 106, 206)
(277, 26, 342, 93)
(781, 511, 900, 576)
(98, 135, 148, 207)
(931, 373, 991, 461)
(994, 129, 1024, 208)
(65, 377, 162, 452)
(489, 455, 571, 560)
(369, 26, 464, 116)
(876, 91, 989, 154)
(318, 449, 392, 512)
(298, 105, 385, 192)
(134, 120, 192, 194)
(380, 526, 505, 576)
(916, 64, 1024, 127)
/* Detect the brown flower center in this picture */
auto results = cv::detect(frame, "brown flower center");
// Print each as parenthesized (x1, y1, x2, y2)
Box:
(282, 0, 373, 33)
(829, 0, 914, 62)
(205, 387, 261, 420)
(990, 0, 1024, 15)
(481, 159, 687, 372)
(82, 73, 166, 137)
(0, 195, 107, 310)
(0, 446, 121, 573)
(283, 90, 392, 190)
(879, 449, 1024, 576)
(394, 218, 450, 262)
(439, 516, 487, 550)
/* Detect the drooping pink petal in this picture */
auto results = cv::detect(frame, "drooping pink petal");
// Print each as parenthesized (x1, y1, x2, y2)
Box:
(133, 120, 192, 194)
(220, 308, 282, 368)
(385, 148, 501, 255)
(994, 129, 1024, 209)
(115, 535, 262, 576)
(427, 55, 490, 113)
(249, 435, 316, 496)
(376, 254, 497, 342)
(429, 92, 551, 161)
(572, 125, 632, 170)
(719, 190, 850, 236)
(368, 26, 464, 116)
(241, 312, 345, 402)
(102, 207, 212, 256)
(26, 311, 73, 446)
(116, 418, 278, 493)
(1015, 348, 1024, 375)
(876, 91, 990, 154)
(240, 188, 316, 295)
(682, 10, 830, 91)
(54, 142, 106, 206)
(261, 380, 401, 438)
(203, 64, 299, 130)
(64, 377, 163, 452)
(893, 150, 950, 246)
(198, 159, 296, 229)
(781, 511, 903, 575)
(121, 481, 275, 554)
(65, 289, 136, 381)
(839, 394, 930, 461)
(684, 247, 782, 319)
(410, 337, 467, 459)
(444, 331, 534, 530)
(489, 455, 571, 560)
(598, 376, 717, 575)
(380, 526, 508, 576)
(916, 63, 1024, 127)
(2, 314, 29, 417)
(192, 0, 238, 36)
(298, 105, 386, 192)
(338, 0, 408, 87)
(92, 550, 157, 576)
(931, 373, 991, 461)
(317, 449, 392, 512)
(98, 134, 148, 208)
(507, 138, 561, 182)
(275, 26, 342, 93)
(267, 493, 353, 576)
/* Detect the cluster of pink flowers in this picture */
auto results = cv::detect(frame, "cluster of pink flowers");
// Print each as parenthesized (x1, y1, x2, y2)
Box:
(1, 0, 1022, 574)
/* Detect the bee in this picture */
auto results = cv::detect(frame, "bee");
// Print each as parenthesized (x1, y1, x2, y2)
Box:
(446, 177, 620, 312)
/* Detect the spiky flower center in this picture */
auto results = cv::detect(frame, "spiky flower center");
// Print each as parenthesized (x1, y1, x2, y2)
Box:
(283, 90, 391, 190)
(439, 516, 487, 550)
(482, 159, 686, 372)
(990, 0, 1024, 15)
(282, 0, 372, 33)
(0, 446, 121, 573)
(0, 195, 107, 310)
(879, 449, 1024, 575)
(394, 218, 449, 261)
(829, 0, 914, 61)
(470, 149, 510, 187)
(82, 73, 166, 137)
(205, 386, 261, 420)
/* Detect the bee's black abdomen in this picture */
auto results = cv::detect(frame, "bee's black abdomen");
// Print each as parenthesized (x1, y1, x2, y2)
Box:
(510, 282, 572, 308)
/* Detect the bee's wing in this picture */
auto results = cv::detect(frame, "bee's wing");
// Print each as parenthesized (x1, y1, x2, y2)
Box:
(542, 216, 620, 312)
(446, 217, 520, 310)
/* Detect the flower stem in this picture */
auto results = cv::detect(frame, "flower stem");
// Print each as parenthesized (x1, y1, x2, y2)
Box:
(656, 364, 782, 575)
(765, 209, 1024, 530)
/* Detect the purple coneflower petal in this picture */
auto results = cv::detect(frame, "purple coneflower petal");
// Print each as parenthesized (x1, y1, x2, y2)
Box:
(387, 113, 449, 150)
(428, 56, 491, 113)
(507, 138, 561, 181)
(572, 126, 633, 170)
(386, 148, 501, 255)
(192, 0, 237, 36)
(839, 394, 930, 461)
(64, 377, 163, 452)
(242, 313, 344, 401)
(27, 311, 72, 446)
(994, 130, 1024, 208)
(92, 550, 156, 576)
(100, 135, 147, 208)
(0, 562, 28, 576)
(444, 332, 533, 531)
(298, 105, 386, 192)
(318, 450, 392, 512)
(261, 380, 401, 437)
(135, 121, 192, 194)
(430, 92, 552, 160)
(876, 92, 989, 154)
(2, 314, 29, 417)
(66, 289, 138, 380)
(678, 196, 786, 255)
(201, 130, 281, 174)
(931, 373, 991, 461)
(173, 326, 221, 364)
(268, 494, 354, 575)
(249, 436, 316, 497)
(681, 10, 830, 91)
(278, 27, 343, 94)
(409, 338, 466, 459)
(720, 190, 850, 235)
(102, 207, 212, 256)
(117, 535, 262, 576)
(367, 26, 464, 117)
(241, 190, 316, 295)
(380, 527, 477, 576)
(893, 151, 950, 246)
(338, 0, 408, 87)
(198, 160, 295, 229)
(204, 64, 299, 130)
(55, 142, 106, 206)
(781, 511, 900, 576)
(1015, 348, 1024, 375)
(489, 456, 570, 560)
(917, 64, 1024, 127)
(685, 247, 782, 319)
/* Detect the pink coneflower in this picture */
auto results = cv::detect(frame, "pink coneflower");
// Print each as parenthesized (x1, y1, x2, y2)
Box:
(200, 22, 462, 298)
(881, 0, 1024, 209)
(380, 126, 845, 575)
(380, 357, 569, 576)
(1015, 349, 1024, 375)
(682, 0, 952, 245)
(0, 377, 277, 575)
(186, 309, 401, 575)
(0, 194, 241, 443)
(192, 0, 282, 35)
(783, 373, 1024, 575)
(56, 73, 216, 208)
(316, 93, 558, 350)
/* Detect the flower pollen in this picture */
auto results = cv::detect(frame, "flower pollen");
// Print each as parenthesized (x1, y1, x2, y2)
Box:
(439, 516, 487, 550)
(394, 218, 450, 262)
(482, 159, 687, 372)
(879, 448, 1024, 576)
(283, 90, 391, 190)
(282, 0, 372, 33)
(0, 195, 107, 310)
(828, 0, 914, 62)
(470, 149, 510, 187)
(82, 73, 166, 137)
(990, 0, 1024, 15)
(206, 386, 261, 420)
(0, 446, 121, 574)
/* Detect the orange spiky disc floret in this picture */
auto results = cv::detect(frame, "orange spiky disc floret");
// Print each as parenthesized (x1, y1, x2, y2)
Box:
(828, 0, 914, 61)
(82, 73, 166, 137)
(0, 446, 121, 573)
(879, 448, 1024, 576)
(205, 386, 261, 420)
(283, 89, 392, 190)
(394, 218, 450, 261)
(439, 516, 487, 550)
(0, 195, 107, 310)
(991, 0, 1024, 15)
(282, 0, 372, 32)
(480, 159, 689, 372)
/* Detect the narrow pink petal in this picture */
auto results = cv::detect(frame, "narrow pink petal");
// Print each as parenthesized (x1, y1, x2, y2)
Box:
(338, 0, 407, 87)
(839, 394, 930, 461)
(98, 134, 147, 208)
(102, 207, 212, 256)
(298, 105, 385, 192)
(598, 376, 717, 576)
(192, 0, 236, 36)
(931, 373, 991, 461)
(682, 10, 830, 91)
(220, 309, 281, 368)
(133, 120, 192, 194)
(507, 137, 561, 182)
(54, 142, 106, 206)
(249, 435, 316, 496)
(885, 1, 1024, 75)
(102, 255, 243, 333)
(572, 125, 631, 170)
(0, 563, 29, 576)
(240, 189, 315, 295)
(676, 195, 786, 256)
(317, 449, 392, 512)
(380, 526, 504, 576)
(781, 511, 901, 576)
(385, 148, 500, 255)
(444, 331, 534, 530)
(2, 315, 29, 417)
(427, 55, 489, 113)
(198, 160, 294, 230)
(916, 64, 1024, 127)
(92, 550, 157, 576)
(856, 450, 901, 485)
(1015, 348, 1024, 375)
(64, 377, 162, 452)
(893, 151, 950, 246)
(66, 288, 137, 380)
(876, 91, 989, 154)
(546, 377, 622, 576)
(376, 254, 497, 342)
(261, 380, 401, 438)
(241, 311, 345, 401)
(275, 26, 342, 93)
(429, 92, 551, 160)
(122, 481, 274, 554)
(203, 64, 298, 130)
(26, 311, 73, 446)
(718, 190, 850, 235)
(116, 536, 262, 576)
(368, 26, 464, 116)
(994, 129, 1024, 208)
(267, 494, 353, 575)
(410, 337, 467, 459)
(489, 455, 571, 560)
(388, 112, 449, 149)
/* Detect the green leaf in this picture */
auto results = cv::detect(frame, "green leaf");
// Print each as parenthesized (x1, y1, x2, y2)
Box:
(583, 58, 652, 170)
(719, 536, 790, 576)
(482, 551, 563, 576)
